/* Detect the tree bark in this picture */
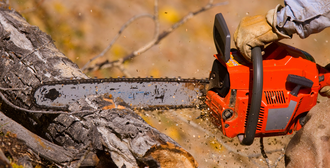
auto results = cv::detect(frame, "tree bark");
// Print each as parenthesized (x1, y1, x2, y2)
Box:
(0, 7, 197, 168)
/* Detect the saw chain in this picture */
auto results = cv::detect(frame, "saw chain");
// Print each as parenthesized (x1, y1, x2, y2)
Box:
(32, 77, 209, 111)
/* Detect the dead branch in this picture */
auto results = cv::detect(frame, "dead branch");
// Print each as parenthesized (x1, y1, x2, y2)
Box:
(81, 0, 159, 72)
(81, 13, 154, 71)
(83, 0, 228, 73)
(274, 153, 285, 168)
(0, 111, 78, 166)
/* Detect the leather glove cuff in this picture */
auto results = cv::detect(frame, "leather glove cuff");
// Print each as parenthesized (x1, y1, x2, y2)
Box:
(266, 4, 291, 39)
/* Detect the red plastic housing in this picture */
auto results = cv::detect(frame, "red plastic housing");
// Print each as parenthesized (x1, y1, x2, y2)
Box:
(206, 43, 323, 138)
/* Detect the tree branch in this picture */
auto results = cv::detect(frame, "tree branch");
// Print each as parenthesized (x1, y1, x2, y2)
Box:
(0, 111, 77, 166)
(84, 1, 228, 73)
(82, 0, 160, 73)
(81, 13, 154, 71)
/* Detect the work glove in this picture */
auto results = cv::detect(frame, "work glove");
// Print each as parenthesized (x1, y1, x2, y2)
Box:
(234, 5, 290, 61)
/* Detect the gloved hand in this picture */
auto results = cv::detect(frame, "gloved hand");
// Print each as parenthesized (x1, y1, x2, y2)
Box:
(234, 5, 290, 61)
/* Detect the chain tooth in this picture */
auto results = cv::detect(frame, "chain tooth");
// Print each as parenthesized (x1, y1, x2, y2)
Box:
(40, 77, 209, 85)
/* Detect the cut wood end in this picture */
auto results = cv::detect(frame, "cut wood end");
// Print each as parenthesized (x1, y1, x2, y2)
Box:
(142, 142, 198, 168)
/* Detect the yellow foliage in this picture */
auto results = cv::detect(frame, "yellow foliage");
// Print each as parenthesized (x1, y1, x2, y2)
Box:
(208, 139, 225, 152)
(165, 127, 181, 141)
(159, 6, 180, 23)
(10, 162, 24, 168)
(10, 162, 42, 168)
(53, 2, 66, 14)
(150, 68, 160, 77)
(34, 164, 42, 168)
(111, 44, 126, 59)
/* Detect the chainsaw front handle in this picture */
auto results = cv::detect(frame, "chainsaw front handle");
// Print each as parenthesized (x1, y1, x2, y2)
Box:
(241, 47, 263, 145)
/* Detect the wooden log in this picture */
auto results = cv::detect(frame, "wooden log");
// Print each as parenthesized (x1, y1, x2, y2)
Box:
(0, 7, 197, 168)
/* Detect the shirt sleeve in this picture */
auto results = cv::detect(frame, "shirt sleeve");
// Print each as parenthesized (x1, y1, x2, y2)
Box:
(276, 0, 330, 38)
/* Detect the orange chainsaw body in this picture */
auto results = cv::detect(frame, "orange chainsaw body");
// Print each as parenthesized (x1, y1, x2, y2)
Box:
(205, 42, 328, 138)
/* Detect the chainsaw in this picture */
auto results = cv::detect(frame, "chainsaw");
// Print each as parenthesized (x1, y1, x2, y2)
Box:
(31, 13, 330, 145)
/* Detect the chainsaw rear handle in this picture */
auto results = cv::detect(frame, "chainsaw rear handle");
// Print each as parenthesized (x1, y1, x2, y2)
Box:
(241, 47, 263, 145)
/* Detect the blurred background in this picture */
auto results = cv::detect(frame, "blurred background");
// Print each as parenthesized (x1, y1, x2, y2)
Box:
(8, 0, 330, 167)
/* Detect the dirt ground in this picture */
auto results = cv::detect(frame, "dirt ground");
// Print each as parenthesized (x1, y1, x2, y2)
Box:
(8, 0, 330, 167)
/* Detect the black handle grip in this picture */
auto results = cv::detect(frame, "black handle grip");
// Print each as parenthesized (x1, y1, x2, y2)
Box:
(241, 47, 263, 145)
(287, 74, 313, 96)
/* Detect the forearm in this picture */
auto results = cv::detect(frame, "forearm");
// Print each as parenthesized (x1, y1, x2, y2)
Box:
(276, 0, 330, 38)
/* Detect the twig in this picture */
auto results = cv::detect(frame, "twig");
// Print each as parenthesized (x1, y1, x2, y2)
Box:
(84, 1, 228, 73)
(74, 147, 90, 168)
(273, 153, 285, 168)
(81, 13, 154, 71)
(82, 0, 160, 73)
(21, 40, 52, 61)
(0, 86, 31, 91)
(64, 141, 91, 168)
(155, 1, 228, 44)
(0, 90, 97, 114)
(113, 0, 159, 77)
(116, 64, 132, 78)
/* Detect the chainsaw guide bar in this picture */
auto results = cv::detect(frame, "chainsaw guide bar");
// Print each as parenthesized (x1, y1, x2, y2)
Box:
(32, 77, 209, 111)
